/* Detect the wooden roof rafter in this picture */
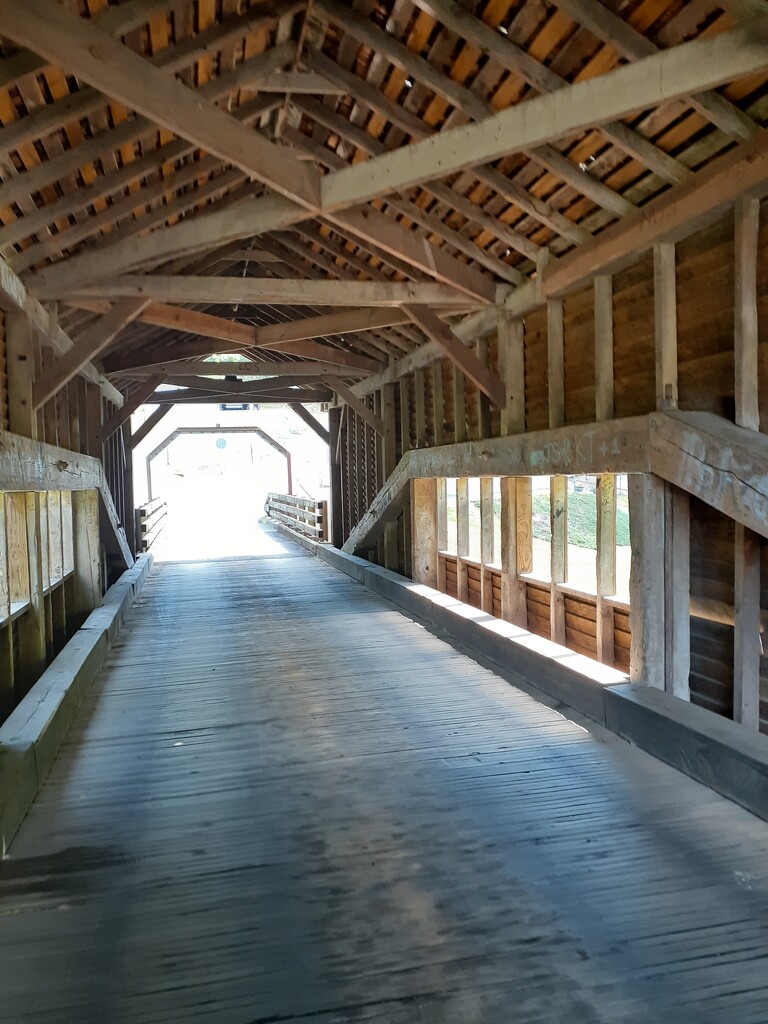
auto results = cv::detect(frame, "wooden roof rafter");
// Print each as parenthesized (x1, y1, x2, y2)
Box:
(0, 0, 765, 387)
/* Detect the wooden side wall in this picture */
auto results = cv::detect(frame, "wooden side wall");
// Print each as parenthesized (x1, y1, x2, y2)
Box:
(0, 313, 111, 725)
(336, 200, 768, 736)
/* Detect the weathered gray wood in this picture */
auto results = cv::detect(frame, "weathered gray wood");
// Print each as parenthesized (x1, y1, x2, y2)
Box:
(663, 485, 690, 700)
(550, 475, 567, 645)
(411, 477, 438, 587)
(500, 477, 528, 626)
(734, 197, 760, 431)
(343, 416, 652, 555)
(69, 489, 101, 631)
(547, 299, 564, 429)
(456, 477, 469, 602)
(51, 277, 474, 308)
(290, 404, 330, 445)
(4, 546, 768, 1021)
(479, 477, 494, 613)
(594, 275, 614, 422)
(629, 474, 665, 690)
(15, 493, 46, 696)
(498, 308, 525, 436)
(654, 243, 678, 410)
(733, 523, 761, 729)
(6, 311, 37, 439)
(32, 299, 149, 410)
(649, 411, 768, 541)
(324, 378, 385, 436)
(0, 432, 102, 492)
(596, 474, 616, 666)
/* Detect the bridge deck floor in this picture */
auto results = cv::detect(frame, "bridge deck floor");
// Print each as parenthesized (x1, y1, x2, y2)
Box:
(2, 529, 768, 1023)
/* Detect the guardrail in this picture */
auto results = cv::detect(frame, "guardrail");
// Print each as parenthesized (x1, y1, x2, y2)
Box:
(135, 497, 167, 553)
(265, 493, 328, 541)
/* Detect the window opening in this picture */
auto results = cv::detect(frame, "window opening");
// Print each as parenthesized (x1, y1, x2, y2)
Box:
(566, 475, 597, 594)
(529, 476, 551, 581)
(615, 474, 631, 602)
(444, 478, 458, 554)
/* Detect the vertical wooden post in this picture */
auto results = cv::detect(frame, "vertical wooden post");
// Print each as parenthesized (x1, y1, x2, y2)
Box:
(436, 477, 447, 591)
(594, 277, 616, 663)
(664, 486, 690, 699)
(480, 477, 494, 612)
(500, 477, 528, 626)
(68, 379, 81, 453)
(499, 307, 525, 436)
(476, 337, 491, 440)
(0, 496, 14, 718)
(48, 490, 67, 652)
(654, 242, 678, 410)
(122, 428, 136, 555)
(628, 474, 666, 689)
(548, 299, 566, 643)
(381, 383, 398, 569)
(733, 199, 761, 726)
(56, 388, 70, 451)
(69, 489, 101, 630)
(594, 275, 614, 423)
(414, 368, 427, 448)
(452, 365, 466, 444)
(16, 493, 47, 696)
(411, 477, 438, 588)
(6, 310, 37, 439)
(734, 198, 760, 431)
(550, 475, 567, 644)
(456, 477, 469, 602)
(39, 490, 53, 655)
(432, 363, 444, 446)
(596, 475, 616, 665)
(547, 298, 564, 430)
(733, 523, 761, 727)
(84, 383, 103, 459)
(399, 378, 412, 578)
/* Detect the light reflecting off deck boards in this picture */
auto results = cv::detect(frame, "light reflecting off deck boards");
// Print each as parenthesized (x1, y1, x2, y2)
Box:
(2, 528, 768, 1023)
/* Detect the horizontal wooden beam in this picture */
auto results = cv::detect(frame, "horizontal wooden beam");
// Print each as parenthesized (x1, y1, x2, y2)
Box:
(343, 415, 652, 554)
(144, 388, 333, 405)
(320, 26, 768, 212)
(254, 307, 413, 347)
(102, 336, 383, 374)
(67, 298, 257, 348)
(650, 412, 768, 541)
(241, 69, 343, 94)
(46, 277, 477, 308)
(0, 431, 102, 491)
(113, 359, 369, 379)
(159, 374, 326, 393)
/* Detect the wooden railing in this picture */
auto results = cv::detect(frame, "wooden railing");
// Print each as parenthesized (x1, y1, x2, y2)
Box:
(265, 493, 328, 541)
(135, 497, 167, 553)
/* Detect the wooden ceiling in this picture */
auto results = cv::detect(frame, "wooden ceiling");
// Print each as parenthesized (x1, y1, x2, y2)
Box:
(0, 0, 766, 404)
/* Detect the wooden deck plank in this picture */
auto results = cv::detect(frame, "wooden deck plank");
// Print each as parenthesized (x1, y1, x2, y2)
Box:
(2, 530, 768, 1023)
